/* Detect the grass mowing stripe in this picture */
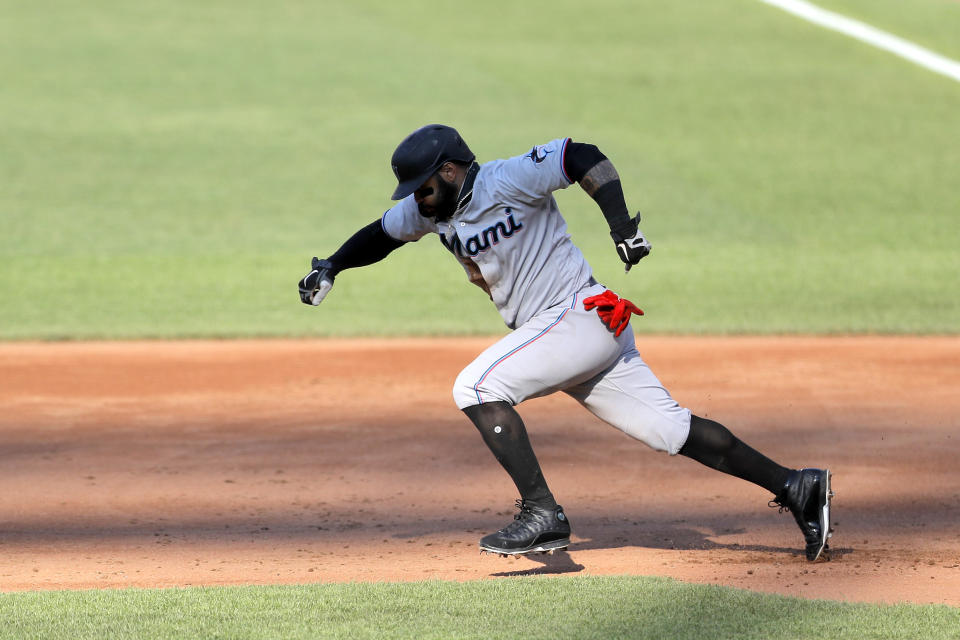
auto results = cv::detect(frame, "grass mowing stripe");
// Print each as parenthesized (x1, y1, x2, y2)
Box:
(758, 0, 960, 82)
(2, 576, 958, 640)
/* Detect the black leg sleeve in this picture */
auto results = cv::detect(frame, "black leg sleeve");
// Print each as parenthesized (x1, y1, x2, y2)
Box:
(679, 415, 791, 496)
(462, 402, 557, 508)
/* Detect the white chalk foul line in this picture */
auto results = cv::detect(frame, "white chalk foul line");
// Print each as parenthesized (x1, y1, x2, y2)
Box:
(759, 0, 960, 83)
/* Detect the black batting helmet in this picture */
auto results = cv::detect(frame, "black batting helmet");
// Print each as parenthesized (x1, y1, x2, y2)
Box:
(390, 124, 475, 200)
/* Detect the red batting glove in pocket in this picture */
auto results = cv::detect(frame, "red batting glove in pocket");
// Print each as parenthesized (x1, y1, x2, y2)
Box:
(583, 289, 644, 337)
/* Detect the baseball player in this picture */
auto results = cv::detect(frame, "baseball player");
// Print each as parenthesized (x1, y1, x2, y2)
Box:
(299, 124, 834, 562)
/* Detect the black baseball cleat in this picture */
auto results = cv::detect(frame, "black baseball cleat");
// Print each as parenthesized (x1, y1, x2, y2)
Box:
(479, 500, 571, 556)
(771, 468, 834, 562)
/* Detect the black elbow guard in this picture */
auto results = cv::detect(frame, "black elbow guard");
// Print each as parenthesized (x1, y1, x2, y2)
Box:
(563, 142, 607, 183)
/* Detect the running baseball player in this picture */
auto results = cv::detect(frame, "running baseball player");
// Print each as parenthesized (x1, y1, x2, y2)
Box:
(299, 124, 834, 562)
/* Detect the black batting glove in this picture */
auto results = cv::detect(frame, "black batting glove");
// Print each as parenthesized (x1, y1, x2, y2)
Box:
(298, 257, 337, 305)
(610, 213, 652, 272)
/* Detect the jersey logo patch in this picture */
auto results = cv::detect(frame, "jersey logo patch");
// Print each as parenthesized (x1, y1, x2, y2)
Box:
(527, 145, 552, 164)
(441, 209, 524, 258)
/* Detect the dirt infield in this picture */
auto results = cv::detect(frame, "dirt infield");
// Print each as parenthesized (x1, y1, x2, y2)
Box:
(1, 337, 958, 605)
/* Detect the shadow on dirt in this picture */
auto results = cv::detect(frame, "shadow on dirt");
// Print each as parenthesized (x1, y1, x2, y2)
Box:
(485, 523, 855, 577)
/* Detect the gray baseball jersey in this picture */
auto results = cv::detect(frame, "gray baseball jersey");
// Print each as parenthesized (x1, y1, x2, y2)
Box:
(384, 137, 690, 453)
(382, 137, 592, 329)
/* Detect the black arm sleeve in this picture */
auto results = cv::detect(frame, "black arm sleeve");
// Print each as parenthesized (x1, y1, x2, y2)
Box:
(563, 142, 635, 237)
(563, 141, 604, 183)
(326, 218, 405, 275)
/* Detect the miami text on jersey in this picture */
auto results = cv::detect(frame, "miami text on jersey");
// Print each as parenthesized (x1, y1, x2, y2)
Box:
(441, 211, 524, 258)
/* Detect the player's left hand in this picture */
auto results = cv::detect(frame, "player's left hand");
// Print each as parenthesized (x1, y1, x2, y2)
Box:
(610, 213, 651, 272)
(298, 257, 336, 305)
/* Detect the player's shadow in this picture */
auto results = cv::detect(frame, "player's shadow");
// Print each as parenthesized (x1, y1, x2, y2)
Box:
(488, 549, 585, 577)
(596, 523, 850, 559)
(487, 524, 852, 577)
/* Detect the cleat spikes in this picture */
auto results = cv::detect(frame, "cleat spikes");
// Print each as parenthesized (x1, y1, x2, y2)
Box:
(478, 543, 570, 558)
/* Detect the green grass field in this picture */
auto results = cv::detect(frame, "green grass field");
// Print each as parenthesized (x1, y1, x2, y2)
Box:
(2, 1, 959, 638)
(3, 577, 960, 640)
(1, 0, 958, 338)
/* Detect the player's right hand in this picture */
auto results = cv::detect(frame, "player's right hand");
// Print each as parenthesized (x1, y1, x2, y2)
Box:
(298, 257, 336, 305)
(610, 213, 651, 272)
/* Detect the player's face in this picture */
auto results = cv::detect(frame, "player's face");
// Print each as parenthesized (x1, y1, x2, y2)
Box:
(414, 171, 458, 221)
